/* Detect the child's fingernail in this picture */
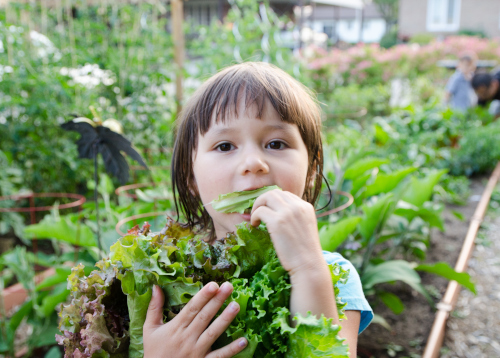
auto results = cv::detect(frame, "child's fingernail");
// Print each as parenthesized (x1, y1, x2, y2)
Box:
(229, 301, 239, 312)
(207, 282, 218, 293)
(152, 285, 157, 297)
(239, 338, 247, 347)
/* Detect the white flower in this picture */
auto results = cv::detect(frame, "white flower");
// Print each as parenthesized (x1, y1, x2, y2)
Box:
(59, 63, 116, 88)
(30, 30, 61, 60)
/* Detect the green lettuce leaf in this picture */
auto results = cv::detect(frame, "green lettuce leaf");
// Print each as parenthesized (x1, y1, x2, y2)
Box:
(209, 185, 281, 214)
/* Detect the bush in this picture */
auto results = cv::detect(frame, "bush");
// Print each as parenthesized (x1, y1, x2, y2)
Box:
(379, 28, 398, 49)
(447, 122, 500, 176)
(409, 33, 435, 45)
(457, 29, 487, 38)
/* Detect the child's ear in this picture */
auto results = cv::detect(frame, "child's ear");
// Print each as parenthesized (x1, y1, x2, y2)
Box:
(307, 169, 318, 189)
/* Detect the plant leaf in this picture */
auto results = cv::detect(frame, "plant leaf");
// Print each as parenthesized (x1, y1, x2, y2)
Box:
(210, 185, 281, 214)
(359, 193, 396, 240)
(415, 262, 476, 293)
(344, 157, 389, 180)
(361, 260, 432, 304)
(371, 313, 391, 330)
(378, 291, 405, 314)
(364, 167, 417, 197)
(24, 216, 96, 247)
(401, 169, 448, 207)
(319, 216, 362, 252)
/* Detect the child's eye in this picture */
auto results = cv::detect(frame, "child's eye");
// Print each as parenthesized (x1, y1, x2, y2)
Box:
(266, 140, 286, 150)
(216, 142, 234, 152)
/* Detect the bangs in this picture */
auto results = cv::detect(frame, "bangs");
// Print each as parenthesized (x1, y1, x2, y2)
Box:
(190, 62, 321, 140)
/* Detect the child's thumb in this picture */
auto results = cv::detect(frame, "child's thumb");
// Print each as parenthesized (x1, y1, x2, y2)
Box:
(144, 285, 165, 331)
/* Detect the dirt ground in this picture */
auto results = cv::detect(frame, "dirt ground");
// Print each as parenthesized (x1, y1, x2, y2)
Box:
(357, 179, 488, 358)
(441, 210, 500, 357)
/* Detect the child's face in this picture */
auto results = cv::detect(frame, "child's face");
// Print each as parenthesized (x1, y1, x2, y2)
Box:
(192, 99, 310, 239)
(458, 60, 475, 76)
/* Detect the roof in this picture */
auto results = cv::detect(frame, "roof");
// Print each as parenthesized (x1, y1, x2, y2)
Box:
(311, 0, 365, 9)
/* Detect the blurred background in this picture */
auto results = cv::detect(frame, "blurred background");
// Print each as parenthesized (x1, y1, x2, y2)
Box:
(1, 0, 500, 357)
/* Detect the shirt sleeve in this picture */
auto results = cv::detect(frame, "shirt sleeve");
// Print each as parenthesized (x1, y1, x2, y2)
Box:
(445, 71, 460, 94)
(322, 251, 374, 334)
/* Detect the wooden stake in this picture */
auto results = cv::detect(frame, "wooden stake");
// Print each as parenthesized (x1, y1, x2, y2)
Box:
(171, 0, 184, 116)
(41, 0, 48, 34)
(6, 0, 14, 66)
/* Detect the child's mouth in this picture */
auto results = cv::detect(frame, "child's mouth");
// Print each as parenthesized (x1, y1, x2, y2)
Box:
(243, 208, 251, 214)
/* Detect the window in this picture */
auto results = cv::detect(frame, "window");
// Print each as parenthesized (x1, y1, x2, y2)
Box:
(426, 0, 461, 32)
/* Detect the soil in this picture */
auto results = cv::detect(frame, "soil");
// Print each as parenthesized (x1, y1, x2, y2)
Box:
(357, 179, 488, 358)
(442, 210, 500, 357)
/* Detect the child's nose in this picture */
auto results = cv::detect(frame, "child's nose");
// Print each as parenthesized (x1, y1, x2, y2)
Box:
(239, 150, 269, 175)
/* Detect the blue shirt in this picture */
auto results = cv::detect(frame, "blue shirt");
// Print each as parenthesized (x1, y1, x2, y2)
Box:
(446, 70, 474, 111)
(323, 251, 373, 334)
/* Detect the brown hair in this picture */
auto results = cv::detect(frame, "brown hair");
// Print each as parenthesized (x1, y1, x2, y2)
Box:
(171, 62, 324, 236)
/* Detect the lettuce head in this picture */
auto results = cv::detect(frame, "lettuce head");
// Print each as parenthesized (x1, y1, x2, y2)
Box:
(57, 188, 350, 357)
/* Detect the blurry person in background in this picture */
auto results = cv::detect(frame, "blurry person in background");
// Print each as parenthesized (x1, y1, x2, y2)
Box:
(471, 69, 500, 119)
(445, 54, 477, 111)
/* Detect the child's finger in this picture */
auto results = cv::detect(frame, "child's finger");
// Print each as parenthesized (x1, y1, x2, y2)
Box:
(176, 282, 219, 327)
(198, 298, 241, 347)
(250, 205, 274, 227)
(144, 285, 165, 333)
(189, 282, 234, 336)
(205, 337, 247, 358)
(251, 189, 285, 214)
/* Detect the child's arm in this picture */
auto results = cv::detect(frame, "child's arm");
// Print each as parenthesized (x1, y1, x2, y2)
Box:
(250, 190, 360, 357)
(143, 282, 247, 358)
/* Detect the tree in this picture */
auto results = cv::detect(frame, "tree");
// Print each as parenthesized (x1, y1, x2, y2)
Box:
(373, 0, 399, 32)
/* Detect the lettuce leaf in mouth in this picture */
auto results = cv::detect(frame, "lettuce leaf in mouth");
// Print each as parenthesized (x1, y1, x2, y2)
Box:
(58, 218, 349, 358)
(209, 185, 282, 214)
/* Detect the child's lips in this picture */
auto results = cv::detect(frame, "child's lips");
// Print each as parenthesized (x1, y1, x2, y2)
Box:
(241, 208, 252, 221)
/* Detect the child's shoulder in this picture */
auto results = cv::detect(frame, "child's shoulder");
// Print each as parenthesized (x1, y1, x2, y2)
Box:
(322, 250, 354, 268)
(322, 251, 374, 333)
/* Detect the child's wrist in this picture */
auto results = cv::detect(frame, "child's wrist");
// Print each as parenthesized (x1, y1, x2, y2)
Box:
(289, 260, 331, 285)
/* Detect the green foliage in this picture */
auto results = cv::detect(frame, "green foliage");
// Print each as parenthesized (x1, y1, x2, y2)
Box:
(409, 33, 435, 45)
(446, 122, 500, 176)
(0, 247, 71, 356)
(0, 2, 175, 198)
(379, 27, 398, 49)
(58, 221, 350, 357)
(24, 215, 97, 247)
(319, 216, 362, 252)
(415, 262, 476, 294)
(362, 260, 431, 298)
(457, 29, 487, 38)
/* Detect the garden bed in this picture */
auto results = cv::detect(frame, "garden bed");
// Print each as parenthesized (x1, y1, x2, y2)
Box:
(358, 179, 487, 358)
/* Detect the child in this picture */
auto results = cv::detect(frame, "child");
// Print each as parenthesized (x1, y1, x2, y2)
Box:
(143, 62, 373, 358)
(445, 54, 477, 111)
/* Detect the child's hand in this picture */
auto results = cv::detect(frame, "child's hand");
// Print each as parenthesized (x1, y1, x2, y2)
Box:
(250, 189, 323, 276)
(143, 282, 248, 358)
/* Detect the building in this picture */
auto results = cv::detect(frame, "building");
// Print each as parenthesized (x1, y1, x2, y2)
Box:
(307, 0, 387, 43)
(399, 0, 500, 39)
(184, 0, 387, 44)
(184, 0, 296, 26)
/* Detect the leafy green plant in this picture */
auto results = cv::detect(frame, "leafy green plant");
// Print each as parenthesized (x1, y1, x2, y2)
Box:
(0, 246, 89, 357)
(57, 220, 350, 357)
(446, 122, 500, 176)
